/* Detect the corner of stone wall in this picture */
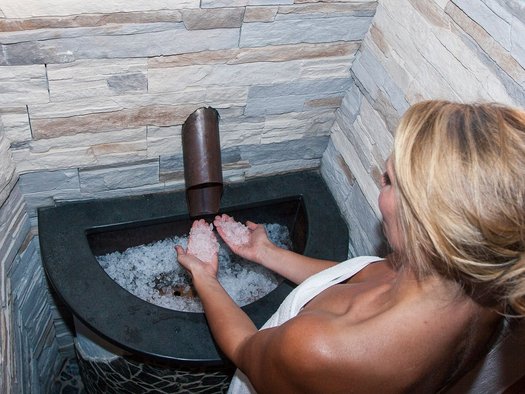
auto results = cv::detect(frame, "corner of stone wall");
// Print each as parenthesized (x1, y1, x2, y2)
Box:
(0, 183, 67, 393)
(320, 140, 387, 258)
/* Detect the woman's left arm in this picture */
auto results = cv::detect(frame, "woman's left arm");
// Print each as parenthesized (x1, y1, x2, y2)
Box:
(176, 246, 258, 359)
(176, 246, 308, 392)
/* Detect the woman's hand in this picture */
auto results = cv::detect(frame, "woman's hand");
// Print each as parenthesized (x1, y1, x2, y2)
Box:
(176, 219, 219, 279)
(213, 214, 277, 265)
(176, 245, 218, 279)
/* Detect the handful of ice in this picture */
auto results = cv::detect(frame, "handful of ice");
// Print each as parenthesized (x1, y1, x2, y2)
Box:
(97, 223, 291, 313)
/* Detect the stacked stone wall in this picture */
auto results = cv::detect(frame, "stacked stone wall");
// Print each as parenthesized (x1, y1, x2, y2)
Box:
(323, 0, 525, 256)
(1, 1, 376, 208)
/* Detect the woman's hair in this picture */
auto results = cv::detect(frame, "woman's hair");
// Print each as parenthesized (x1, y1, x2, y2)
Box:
(392, 100, 525, 316)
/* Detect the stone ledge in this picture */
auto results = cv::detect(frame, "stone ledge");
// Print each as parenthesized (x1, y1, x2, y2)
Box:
(0, 0, 199, 19)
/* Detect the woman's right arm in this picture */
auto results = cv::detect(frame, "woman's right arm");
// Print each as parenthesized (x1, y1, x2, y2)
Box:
(214, 215, 337, 284)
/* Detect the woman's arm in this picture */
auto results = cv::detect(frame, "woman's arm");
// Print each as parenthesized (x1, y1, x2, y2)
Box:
(175, 221, 387, 393)
(176, 247, 258, 355)
(214, 214, 337, 284)
(176, 245, 323, 392)
(257, 243, 338, 284)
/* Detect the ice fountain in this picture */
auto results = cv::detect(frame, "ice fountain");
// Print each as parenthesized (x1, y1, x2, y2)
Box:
(38, 108, 349, 392)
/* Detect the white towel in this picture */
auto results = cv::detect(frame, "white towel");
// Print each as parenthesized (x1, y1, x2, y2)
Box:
(227, 256, 382, 394)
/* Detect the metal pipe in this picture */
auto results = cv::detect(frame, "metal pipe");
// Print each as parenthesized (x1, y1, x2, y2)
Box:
(181, 107, 223, 217)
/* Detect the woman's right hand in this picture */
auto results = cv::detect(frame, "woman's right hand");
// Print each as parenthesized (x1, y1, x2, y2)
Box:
(213, 214, 276, 265)
(215, 214, 337, 284)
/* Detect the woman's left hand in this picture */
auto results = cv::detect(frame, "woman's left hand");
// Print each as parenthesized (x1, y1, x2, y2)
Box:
(176, 245, 218, 279)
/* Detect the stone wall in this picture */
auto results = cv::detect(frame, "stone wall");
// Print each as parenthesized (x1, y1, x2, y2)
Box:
(0, 1, 377, 391)
(0, 183, 66, 393)
(1, 1, 376, 192)
(322, 0, 525, 256)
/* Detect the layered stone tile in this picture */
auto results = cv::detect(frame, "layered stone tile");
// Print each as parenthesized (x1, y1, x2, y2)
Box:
(0, 108, 32, 143)
(1, 25, 240, 65)
(28, 98, 200, 139)
(148, 41, 359, 67)
(146, 125, 182, 157)
(0, 11, 184, 32)
(243, 7, 278, 22)
(321, 141, 385, 257)
(182, 7, 245, 30)
(47, 59, 148, 102)
(18, 170, 79, 194)
(201, 0, 293, 7)
(0, 134, 17, 207)
(445, 2, 525, 86)
(244, 77, 352, 116)
(452, 0, 512, 50)
(0, 65, 48, 106)
(78, 160, 159, 193)
(11, 128, 149, 172)
(0, 0, 199, 18)
(240, 15, 373, 47)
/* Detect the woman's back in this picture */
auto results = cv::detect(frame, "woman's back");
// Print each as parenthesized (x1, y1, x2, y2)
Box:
(287, 259, 502, 393)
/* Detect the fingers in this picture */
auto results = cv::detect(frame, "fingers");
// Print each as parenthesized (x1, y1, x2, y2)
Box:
(213, 214, 233, 228)
(175, 244, 187, 258)
(246, 221, 258, 230)
(192, 218, 208, 228)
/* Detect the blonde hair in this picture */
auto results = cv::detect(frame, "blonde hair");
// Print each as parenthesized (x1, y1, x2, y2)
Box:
(392, 101, 525, 316)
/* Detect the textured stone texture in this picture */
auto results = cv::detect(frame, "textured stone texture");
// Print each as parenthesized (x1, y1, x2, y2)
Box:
(0, 132, 17, 207)
(47, 59, 148, 102)
(0, 65, 48, 106)
(1, 108, 32, 143)
(1, 26, 240, 65)
(182, 7, 245, 30)
(18, 169, 79, 194)
(321, 141, 386, 257)
(76, 336, 235, 394)
(78, 160, 159, 193)
(1, 1, 199, 18)
(1, 0, 371, 187)
(8, 238, 63, 393)
(201, 0, 293, 7)
(243, 6, 278, 22)
(324, 0, 525, 255)
(0, 187, 64, 394)
(148, 41, 359, 66)
(240, 16, 373, 47)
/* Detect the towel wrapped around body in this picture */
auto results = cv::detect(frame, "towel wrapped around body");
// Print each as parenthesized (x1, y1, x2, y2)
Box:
(227, 255, 382, 394)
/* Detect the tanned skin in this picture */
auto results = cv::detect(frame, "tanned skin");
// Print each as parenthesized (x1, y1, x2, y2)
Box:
(176, 160, 500, 393)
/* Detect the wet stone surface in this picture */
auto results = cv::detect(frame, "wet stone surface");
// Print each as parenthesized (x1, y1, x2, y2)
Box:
(76, 353, 234, 394)
(51, 358, 86, 394)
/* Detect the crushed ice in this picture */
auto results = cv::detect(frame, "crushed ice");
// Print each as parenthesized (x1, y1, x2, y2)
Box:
(97, 223, 291, 313)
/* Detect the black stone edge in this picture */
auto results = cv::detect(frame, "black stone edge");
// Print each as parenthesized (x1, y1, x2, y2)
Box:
(38, 170, 349, 365)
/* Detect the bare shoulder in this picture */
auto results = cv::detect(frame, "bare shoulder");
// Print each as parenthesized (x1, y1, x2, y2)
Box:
(267, 311, 410, 393)
(240, 271, 499, 393)
(261, 289, 485, 393)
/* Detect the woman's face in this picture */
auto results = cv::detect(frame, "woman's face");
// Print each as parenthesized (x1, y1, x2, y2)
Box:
(378, 157, 402, 251)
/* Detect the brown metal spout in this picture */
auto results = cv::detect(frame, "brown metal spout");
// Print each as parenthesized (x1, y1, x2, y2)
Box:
(182, 107, 223, 217)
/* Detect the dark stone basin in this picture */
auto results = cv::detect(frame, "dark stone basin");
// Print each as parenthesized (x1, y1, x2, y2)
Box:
(38, 170, 348, 365)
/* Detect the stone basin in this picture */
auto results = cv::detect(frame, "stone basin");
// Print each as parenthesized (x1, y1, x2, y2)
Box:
(38, 170, 348, 365)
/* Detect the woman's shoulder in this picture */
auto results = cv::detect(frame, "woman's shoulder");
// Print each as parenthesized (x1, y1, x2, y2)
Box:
(278, 274, 498, 392)
(273, 307, 421, 392)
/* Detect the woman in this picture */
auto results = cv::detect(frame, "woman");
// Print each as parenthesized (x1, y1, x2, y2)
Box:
(176, 101, 525, 393)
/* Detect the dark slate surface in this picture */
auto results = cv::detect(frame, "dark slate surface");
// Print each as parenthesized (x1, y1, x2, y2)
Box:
(38, 170, 348, 365)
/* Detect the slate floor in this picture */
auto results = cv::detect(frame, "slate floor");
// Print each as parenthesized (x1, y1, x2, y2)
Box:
(50, 358, 85, 394)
